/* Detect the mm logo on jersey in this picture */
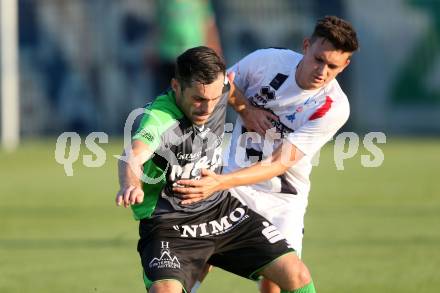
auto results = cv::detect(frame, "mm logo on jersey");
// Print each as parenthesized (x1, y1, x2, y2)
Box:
(177, 207, 249, 237)
(262, 221, 285, 244)
(250, 86, 276, 105)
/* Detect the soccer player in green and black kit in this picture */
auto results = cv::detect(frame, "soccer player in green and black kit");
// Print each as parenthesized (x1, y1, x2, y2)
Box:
(116, 46, 316, 293)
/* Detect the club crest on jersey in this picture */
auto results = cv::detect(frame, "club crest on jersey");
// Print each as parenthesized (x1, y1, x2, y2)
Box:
(149, 241, 181, 269)
(285, 95, 327, 123)
(285, 104, 306, 123)
(286, 112, 296, 122)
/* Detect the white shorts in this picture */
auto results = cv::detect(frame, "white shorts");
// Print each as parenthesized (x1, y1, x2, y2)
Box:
(230, 185, 307, 257)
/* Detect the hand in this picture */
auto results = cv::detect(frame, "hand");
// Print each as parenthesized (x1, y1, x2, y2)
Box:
(240, 105, 279, 136)
(173, 169, 225, 205)
(115, 185, 144, 208)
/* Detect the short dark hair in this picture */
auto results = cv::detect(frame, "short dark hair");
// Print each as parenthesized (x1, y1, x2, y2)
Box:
(175, 46, 226, 89)
(311, 16, 359, 53)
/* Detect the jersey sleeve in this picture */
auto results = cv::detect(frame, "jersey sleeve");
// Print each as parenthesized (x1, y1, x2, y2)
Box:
(286, 96, 350, 156)
(132, 106, 176, 152)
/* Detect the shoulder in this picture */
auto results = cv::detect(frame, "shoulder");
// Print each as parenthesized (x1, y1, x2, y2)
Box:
(134, 92, 183, 148)
(246, 48, 301, 63)
(137, 92, 183, 136)
(234, 48, 301, 78)
(145, 91, 184, 124)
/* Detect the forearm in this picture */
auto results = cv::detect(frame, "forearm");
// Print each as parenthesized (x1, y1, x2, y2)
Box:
(220, 160, 286, 190)
(118, 157, 143, 189)
(227, 82, 250, 114)
(117, 141, 152, 189)
(220, 141, 304, 190)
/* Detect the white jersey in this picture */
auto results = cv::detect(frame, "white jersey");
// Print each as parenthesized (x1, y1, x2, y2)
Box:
(225, 48, 350, 212)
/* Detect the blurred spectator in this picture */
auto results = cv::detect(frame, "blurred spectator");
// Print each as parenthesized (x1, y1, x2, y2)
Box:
(149, 0, 223, 95)
(392, 0, 440, 104)
(58, 71, 96, 133)
(14, 0, 440, 135)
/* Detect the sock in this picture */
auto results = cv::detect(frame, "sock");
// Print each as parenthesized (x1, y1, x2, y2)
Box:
(190, 280, 201, 293)
(281, 281, 316, 293)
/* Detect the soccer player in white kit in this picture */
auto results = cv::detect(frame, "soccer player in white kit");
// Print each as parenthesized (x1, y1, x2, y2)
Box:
(174, 16, 359, 293)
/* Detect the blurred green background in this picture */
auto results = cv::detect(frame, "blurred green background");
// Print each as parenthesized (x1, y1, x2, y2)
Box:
(1, 138, 439, 292)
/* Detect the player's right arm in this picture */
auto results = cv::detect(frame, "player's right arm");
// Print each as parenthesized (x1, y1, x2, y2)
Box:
(116, 140, 154, 208)
(116, 98, 171, 207)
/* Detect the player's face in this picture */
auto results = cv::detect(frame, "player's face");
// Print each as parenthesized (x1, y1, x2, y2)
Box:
(172, 73, 225, 125)
(296, 37, 351, 90)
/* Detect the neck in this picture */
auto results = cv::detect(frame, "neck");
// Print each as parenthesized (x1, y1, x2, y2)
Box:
(295, 60, 307, 90)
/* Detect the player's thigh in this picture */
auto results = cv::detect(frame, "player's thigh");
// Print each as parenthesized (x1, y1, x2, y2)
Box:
(208, 207, 293, 281)
(231, 187, 305, 256)
(260, 251, 311, 290)
(138, 219, 214, 292)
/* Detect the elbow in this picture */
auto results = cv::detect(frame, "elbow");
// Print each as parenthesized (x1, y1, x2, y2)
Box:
(260, 160, 289, 179)
(274, 162, 290, 177)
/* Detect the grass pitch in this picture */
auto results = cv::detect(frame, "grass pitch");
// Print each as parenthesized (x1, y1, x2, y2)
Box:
(0, 138, 439, 292)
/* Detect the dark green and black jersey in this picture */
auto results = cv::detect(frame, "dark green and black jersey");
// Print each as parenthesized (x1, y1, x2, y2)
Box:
(131, 90, 228, 220)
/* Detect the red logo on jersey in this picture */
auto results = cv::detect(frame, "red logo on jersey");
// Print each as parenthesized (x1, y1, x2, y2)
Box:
(309, 96, 333, 120)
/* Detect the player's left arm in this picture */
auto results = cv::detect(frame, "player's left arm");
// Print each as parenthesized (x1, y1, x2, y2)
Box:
(227, 81, 278, 135)
(226, 51, 279, 135)
(225, 71, 257, 117)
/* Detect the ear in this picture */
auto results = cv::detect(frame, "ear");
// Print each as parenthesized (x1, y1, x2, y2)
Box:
(302, 38, 311, 54)
(171, 78, 180, 94)
(341, 58, 351, 71)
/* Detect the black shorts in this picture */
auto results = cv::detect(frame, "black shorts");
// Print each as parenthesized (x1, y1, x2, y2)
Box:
(137, 194, 294, 292)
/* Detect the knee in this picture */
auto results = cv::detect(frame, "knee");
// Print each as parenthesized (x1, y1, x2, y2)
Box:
(261, 253, 313, 291)
(149, 280, 183, 293)
(295, 263, 312, 287)
(284, 261, 312, 291)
